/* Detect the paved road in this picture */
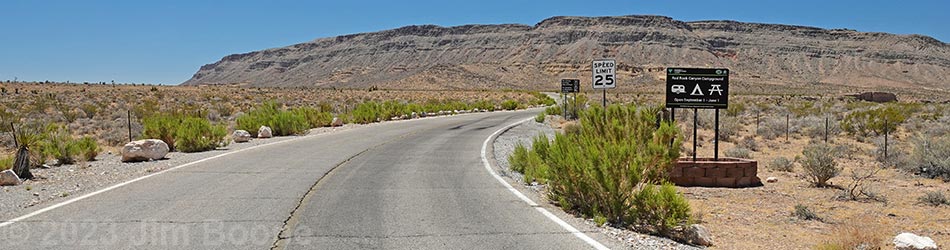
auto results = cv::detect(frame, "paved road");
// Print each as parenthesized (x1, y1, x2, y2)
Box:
(0, 109, 600, 249)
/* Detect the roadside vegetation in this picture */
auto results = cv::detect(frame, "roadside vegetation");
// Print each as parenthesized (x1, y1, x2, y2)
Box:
(0, 83, 553, 167)
(510, 104, 691, 237)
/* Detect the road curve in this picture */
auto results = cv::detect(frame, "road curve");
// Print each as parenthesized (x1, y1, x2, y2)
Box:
(0, 109, 604, 249)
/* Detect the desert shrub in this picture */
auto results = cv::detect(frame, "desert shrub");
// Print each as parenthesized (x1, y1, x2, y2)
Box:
(718, 117, 740, 142)
(769, 157, 794, 172)
(0, 108, 18, 133)
(13, 122, 48, 166)
(237, 101, 309, 136)
(801, 115, 841, 140)
(757, 116, 791, 140)
(918, 191, 949, 207)
(545, 106, 562, 116)
(562, 122, 581, 135)
(532, 92, 556, 106)
(839, 167, 886, 203)
(268, 111, 308, 136)
(0, 154, 12, 171)
(529, 105, 688, 234)
(633, 182, 692, 235)
(350, 101, 383, 124)
(294, 107, 333, 128)
(236, 101, 280, 134)
(565, 94, 587, 116)
(74, 137, 99, 161)
(840, 103, 916, 137)
(80, 103, 99, 119)
(792, 204, 821, 221)
(908, 134, 950, 180)
(738, 136, 759, 151)
(800, 143, 840, 187)
(534, 112, 545, 123)
(174, 117, 228, 153)
(40, 124, 80, 165)
(472, 100, 495, 111)
(724, 147, 751, 159)
(501, 100, 520, 110)
(508, 143, 529, 174)
(142, 114, 181, 151)
(725, 102, 746, 116)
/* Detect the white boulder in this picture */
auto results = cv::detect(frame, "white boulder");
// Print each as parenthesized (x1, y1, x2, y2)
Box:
(766, 177, 779, 183)
(121, 139, 169, 162)
(894, 233, 937, 250)
(0, 170, 21, 186)
(258, 126, 273, 138)
(233, 130, 251, 143)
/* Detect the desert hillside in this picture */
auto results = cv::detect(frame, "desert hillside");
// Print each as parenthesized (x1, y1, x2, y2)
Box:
(182, 15, 950, 93)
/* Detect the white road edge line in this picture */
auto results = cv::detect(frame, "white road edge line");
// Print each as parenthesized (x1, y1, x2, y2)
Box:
(0, 133, 316, 228)
(480, 117, 610, 250)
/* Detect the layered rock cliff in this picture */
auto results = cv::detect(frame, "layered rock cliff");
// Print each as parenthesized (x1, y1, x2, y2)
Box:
(182, 15, 949, 92)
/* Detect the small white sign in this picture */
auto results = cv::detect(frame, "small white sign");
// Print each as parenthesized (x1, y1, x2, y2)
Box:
(592, 59, 616, 89)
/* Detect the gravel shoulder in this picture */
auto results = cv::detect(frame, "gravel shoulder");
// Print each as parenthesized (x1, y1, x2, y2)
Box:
(491, 116, 701, 250)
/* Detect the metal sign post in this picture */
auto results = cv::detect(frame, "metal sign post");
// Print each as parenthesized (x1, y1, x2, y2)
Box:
(592, 59, 616, 107)
(666, 67, 730, 161)
(561, 79, 580, 119)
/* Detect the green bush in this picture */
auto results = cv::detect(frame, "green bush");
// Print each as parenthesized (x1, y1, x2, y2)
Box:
(293, 107, 333, 128)
(512, 104, 689, 234)
(174, 117, 228, 153)
(633, 182, 693, 234)
(40, 124, 80, 165)
(841, 103, 917, 137)
(0, 154, 12, 171)
(535, 112, 545, 123)
(75, 137, 100, 161)
(142, 114, 181, 151)
(236, 101, 310, 136)
(501, 100, 520, 110)
(472, 100, 495, 111)
(509, 143, 529, 174)
(236, 101, 279, 135)
(350, 101, 383, 124)
(800, 143, 840, 187)
(545, 106, 562, 116)
(532, 92, 556, 106)
(269, 111, 309, 136)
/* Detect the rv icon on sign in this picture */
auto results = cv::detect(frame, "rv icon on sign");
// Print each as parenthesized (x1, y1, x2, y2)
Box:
(671, 85, 686, 94)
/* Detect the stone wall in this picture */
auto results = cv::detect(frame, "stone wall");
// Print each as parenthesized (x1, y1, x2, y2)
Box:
(669, 158, 762, 188)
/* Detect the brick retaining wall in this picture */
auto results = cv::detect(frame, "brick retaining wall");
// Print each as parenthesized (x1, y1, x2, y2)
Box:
(669, 158, 762, 188)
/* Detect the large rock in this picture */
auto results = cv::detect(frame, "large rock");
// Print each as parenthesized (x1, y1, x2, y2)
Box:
(121, 139, 169, 162)
(682, 224, 714, 246)
(233, 130, 251, 143)
(894, 233, 938, 250)
(331, 117, 344, 127)
(0, 170, 21, 186)
(258, 126, 273, 138)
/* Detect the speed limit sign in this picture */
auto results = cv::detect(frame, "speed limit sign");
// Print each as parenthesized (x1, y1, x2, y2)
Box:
(592, 59, 616, 89)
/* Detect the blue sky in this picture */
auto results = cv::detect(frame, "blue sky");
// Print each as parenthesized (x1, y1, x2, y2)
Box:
(1, 0, 946, 85)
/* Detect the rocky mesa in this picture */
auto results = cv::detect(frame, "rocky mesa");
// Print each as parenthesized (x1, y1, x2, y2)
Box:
(182, 15, 950, 93)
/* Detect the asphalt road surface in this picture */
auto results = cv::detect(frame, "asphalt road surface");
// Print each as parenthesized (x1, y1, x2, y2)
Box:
(0, 109, 606, 249)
